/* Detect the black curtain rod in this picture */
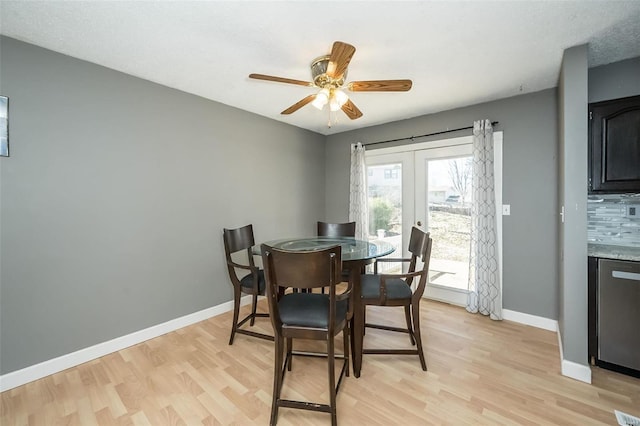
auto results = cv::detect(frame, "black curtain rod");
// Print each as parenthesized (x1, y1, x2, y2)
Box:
(363, 121, 499, 147)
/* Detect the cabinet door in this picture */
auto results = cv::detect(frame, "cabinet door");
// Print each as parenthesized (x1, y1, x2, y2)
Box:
(589, 95, 640, 192)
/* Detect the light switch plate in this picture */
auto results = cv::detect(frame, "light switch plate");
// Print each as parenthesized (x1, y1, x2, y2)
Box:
(502, 204, 511, 215)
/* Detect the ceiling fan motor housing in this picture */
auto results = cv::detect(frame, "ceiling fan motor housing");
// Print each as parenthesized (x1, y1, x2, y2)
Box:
(311, 55, 346, 89)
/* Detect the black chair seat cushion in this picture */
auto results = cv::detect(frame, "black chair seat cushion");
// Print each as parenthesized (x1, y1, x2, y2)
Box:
(240, 269, 266, 293)
(278, 293, 348, 328)
(361, 274, 412, 300)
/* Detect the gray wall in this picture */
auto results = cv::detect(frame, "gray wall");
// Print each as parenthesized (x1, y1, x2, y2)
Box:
(558, 44, 589, 365)
(325, 89, 559, 320)
(589, 56, 640, 103)
(0, 37, 325, 374)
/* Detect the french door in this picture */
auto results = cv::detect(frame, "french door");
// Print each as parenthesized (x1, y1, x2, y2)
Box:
(365, 135, 502, 305)
(415, 145, 473, 305)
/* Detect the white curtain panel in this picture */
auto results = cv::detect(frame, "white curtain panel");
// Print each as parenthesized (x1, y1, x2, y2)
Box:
(467, 120, 502, 320)
(349, 142, 369, 241)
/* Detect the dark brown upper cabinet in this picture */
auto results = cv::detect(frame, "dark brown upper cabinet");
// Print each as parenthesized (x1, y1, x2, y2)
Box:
(589, 94, 640, 193)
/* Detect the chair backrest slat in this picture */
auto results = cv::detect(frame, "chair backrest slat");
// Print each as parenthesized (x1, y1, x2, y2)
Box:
(317, 221, 356, 238)
(223, 224, 258, 272)
(407, 226, 427, 259)
(223, 224, 255, 254)
(262, 244, 342, 291)
(405, 227, 431, 285)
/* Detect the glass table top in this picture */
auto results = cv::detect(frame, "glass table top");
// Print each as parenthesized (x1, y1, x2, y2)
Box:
(260, 237, 395, 262)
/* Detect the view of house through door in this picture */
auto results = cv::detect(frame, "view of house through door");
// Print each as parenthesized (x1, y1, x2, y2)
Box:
(365, 135, 502, 306)
(365, 154, 412, 273)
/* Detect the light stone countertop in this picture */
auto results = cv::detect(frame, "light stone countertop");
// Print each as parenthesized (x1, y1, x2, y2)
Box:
(588, 244, 640, 262)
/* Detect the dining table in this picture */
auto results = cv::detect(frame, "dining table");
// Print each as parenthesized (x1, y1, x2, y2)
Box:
(257, 236, 395, 378)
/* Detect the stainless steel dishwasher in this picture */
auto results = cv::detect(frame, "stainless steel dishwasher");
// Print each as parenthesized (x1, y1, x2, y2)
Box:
(597, 258, 640, 374)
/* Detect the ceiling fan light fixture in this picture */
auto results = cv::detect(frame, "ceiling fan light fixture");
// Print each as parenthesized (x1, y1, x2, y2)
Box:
(334, 89, 348, 106)
(328, 89, 348, 111)
(312, 88, 330, 110)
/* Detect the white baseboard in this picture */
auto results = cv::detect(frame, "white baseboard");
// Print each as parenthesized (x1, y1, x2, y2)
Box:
(503, 309, 591, 383)
(556, 328, 592, 384)
(502, 309, 558, 332)
(0, 296, 252, 392)
(561, 359, 592, 383)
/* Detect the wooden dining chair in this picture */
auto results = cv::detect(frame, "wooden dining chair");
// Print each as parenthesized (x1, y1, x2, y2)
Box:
(360, 226, 432, 371)
(223, 224, 273, 344)
(261, 243, 352, 426)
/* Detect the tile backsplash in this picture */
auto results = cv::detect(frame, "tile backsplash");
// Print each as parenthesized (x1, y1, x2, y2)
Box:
(587, 193, 640, 247)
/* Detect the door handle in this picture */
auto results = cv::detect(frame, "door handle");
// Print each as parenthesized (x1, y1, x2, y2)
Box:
(612, 270, 640, 281)
(416, 221, 422, 226)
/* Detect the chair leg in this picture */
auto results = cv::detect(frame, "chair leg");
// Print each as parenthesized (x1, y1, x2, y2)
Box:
(229, 288, 241, 345)
(286, 337, 293, 372)
(327, 334, 337, 426)
(250, 293, 259, 326)
(363, 306, 366, 336)
(271, 335, 284, 426)
(411, 303, 427, 371)
(404, 305, 416, 346)
(343, 324, 350, 377)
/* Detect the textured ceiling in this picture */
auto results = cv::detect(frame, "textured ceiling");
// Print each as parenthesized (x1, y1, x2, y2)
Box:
(1, 1, 640, 135)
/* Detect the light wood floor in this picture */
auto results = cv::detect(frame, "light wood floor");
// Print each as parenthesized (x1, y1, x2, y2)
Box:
(2, 299, 639, 425)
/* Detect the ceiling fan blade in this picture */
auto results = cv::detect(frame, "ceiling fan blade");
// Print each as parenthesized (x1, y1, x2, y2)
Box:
(326, 41, 356, 80)
(281, 94, 317, 115)
(341, 99, 363, 120)
(249, 73, 312, 87)
(348, 79, 413, 92)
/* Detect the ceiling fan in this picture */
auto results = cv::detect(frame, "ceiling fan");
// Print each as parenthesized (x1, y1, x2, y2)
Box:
(249, 41, 412, 123)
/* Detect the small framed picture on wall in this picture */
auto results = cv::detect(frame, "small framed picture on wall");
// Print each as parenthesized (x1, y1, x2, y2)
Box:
(0, 96, 8, 157)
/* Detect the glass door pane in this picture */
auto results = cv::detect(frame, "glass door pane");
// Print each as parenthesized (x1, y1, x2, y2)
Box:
(366, 163, 403, 273)
(426, 156, 472, 290)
